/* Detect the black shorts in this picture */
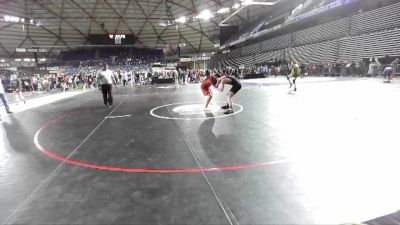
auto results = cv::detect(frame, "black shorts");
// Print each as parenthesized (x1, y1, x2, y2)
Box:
(230, 84, 242, 94)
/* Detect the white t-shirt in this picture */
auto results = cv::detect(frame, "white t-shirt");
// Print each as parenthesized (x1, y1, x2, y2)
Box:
(96, 69, 114, 85)
(0, 78, 5, 94)
(123, 72, 128, 80)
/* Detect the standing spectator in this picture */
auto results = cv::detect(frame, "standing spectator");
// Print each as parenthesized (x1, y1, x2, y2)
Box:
(375, 57, 382, 75)
(51, 74, 57, 90)
(87, 75, 93, 88)
(391, 58, 399, 76)
(350, 61, 356, 75)
(62, 74, 68, 91)
(72, 74, 78, 89)
(273, 65, 280, 77)
(32, 76, 37, 91)
(14, 76, 27, 104)
(43, 76, 50, 92)
(0, 76, 12, 117)
(82, 75, 87, 90)
(358, 59, 365, 76)
(118, 70, 122, 85)
(78, 73, 83, 88)
(92, 75, 98, 89)
(312, 63, 317, 76)
(135, 72, 140, 85)
(308, 63, 313, 76)
(300, 64, 307, 77)
(96, 63, 116, 108)
(368, 58, 375, 76)
(122, 70, 128, 86)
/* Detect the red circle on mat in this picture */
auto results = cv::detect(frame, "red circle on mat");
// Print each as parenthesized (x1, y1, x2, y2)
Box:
(34, 111, 288, 173)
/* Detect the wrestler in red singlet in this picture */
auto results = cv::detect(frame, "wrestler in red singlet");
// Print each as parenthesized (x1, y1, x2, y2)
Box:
(201, 70, 217, 110)
(201, 75, 217, 96)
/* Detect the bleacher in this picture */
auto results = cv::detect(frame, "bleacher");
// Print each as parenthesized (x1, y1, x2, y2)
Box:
(260, 34, 291, 53)
(242, 43, 261, 56)
(212, 2, 400, 68)
(292, 17, 350, 46)
(350, 3, 400, 35)
(61, 49, 96, 61)
(253, 49, 285, 64)
(339, 28, 400, 62)
(288, 40, 338, 63)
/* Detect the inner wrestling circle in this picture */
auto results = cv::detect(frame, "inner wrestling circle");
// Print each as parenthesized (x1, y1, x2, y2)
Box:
(33, 109, 287, 173)
(154, 85, 181, 89)
(150, 102, 244, 120)
(172, 104, 220, 115)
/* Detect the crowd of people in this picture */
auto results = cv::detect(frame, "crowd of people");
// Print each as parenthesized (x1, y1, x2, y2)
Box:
(1, 55, 399, 120)
(1, 56, 398, 93)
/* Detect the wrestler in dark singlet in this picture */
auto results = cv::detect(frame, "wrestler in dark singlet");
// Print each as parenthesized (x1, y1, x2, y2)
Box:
(216, 74, 242, 114)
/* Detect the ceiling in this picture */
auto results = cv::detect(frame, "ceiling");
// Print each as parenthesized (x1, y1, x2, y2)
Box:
(0, 0, 287, 58)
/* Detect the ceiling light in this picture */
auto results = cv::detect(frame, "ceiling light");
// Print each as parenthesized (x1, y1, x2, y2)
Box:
(196, 10, 214, 20)
(159, 22, 167, 27)
(24, 58, 31, 62)
(4, 15, 10, 22)
(217, 8, 230, 14)
(176, 16, 187, 24)
(241, 0, 277, 6)
(15, 59, 21, 62)
(242, 0, 253, 6)
(9, 16, 18, 22)
(232, 3, 241, 9)
(21, 18, 25, 23)
(0, 59, 5, 62)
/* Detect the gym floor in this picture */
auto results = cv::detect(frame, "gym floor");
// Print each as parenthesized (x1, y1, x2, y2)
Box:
(1, 77, 399, 225)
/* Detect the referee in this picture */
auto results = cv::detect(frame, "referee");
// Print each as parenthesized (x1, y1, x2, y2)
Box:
(96, 63, 116, 107)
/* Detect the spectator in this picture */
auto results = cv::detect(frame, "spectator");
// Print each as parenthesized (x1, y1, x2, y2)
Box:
(13, 76, 27, 104)
(0, 76, 12, 117)
(391, 58, 399, 76)
(32, 76, 38, 91)
(122, 70, 128, 86)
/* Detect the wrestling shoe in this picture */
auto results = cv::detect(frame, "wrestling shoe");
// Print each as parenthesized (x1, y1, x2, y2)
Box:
(224, 109, 233, 115)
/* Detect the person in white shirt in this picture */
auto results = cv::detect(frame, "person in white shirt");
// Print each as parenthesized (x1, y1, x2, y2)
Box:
(122, 70, 129, 86)
(0, 77, 12, 115)
(96, 63, 116, 107)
